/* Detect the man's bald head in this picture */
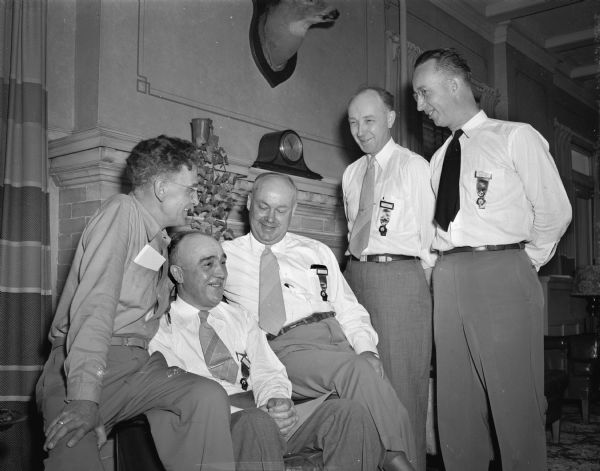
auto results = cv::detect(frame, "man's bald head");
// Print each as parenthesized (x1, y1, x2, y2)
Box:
(247, 173, 297, 245)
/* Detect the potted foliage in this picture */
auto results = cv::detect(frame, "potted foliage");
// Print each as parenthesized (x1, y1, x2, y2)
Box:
(188, 141, 238, 241)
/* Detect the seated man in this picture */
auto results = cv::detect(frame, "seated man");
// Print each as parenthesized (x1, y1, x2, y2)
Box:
(149, 231, 384, 470)
(223, 172, 416, 471)
(36, 135, 235, 470)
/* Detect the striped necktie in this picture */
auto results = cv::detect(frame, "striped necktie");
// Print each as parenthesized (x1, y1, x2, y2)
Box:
(258, 246, 286, 335)
(198, 310, 238, 384)
(348, 156, 375, 258)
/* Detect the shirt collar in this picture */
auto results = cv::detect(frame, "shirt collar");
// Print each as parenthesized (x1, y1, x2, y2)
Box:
(459, 110, 487, 139)
(130, 193, 171, 246)
(371, 138, 396, 168)
(248, 232, 288, 253)
(169, 296, 207, 329)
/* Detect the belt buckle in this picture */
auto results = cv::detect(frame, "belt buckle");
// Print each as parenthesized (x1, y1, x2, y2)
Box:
(375, 255, 389, 263)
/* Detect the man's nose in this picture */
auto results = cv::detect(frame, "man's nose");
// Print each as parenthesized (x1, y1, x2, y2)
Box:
(215, 261, 227, 278)
(416, 95, 425, 112)
(265, 210, 276, 222)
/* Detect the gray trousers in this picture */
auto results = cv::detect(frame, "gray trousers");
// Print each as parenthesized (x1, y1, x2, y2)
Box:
(230, 393, 383, 470)
(268, 318, 416, 468)
(345, 258, 432, 471)
(37, 345, 235, 471)
(433, 249, 546, 471)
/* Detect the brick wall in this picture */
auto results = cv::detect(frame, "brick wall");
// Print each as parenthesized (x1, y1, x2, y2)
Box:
(49, 129, 348, 301)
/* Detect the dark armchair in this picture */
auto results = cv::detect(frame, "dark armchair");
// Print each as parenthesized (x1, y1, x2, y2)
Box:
(565, 333, 600, 424)
(544, 335, 569, 443)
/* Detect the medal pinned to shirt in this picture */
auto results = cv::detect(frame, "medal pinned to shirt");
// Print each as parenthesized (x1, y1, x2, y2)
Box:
(377, 200, 394, 236)
(474, 171, 492, 209)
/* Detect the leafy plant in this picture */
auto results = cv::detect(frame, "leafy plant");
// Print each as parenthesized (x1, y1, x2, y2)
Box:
(189, 142, 238, 241)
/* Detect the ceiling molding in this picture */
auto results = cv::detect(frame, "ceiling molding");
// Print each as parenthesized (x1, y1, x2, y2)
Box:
(545, 27, 595, 52)
(428, 0, 495, 42)
(484, 0, 584, 21)
(570, 63, 599, 79)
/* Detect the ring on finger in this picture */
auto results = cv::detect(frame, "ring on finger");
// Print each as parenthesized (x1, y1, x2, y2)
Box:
(57, 420, 64, 426)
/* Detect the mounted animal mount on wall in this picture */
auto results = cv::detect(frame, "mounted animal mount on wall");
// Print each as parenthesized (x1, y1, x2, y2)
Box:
(249, 0, 340, 87)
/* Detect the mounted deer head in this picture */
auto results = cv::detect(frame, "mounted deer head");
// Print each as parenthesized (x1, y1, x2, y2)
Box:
(250, 0, 340, 87)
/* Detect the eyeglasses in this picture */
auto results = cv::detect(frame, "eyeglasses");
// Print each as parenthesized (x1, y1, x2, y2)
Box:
(162, 180, 200, 199)
(412, 88, 429, 102)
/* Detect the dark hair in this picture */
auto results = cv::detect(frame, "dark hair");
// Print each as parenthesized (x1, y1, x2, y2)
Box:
(414, 48, 472, 83)
(125, 135, 202, 188)
(349, 86, 395, 111)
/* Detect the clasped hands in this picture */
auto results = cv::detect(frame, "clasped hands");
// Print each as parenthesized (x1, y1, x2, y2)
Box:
(260, 397, 298, 437)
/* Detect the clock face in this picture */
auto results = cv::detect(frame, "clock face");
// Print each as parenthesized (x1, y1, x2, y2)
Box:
(279, 131, 303, 163)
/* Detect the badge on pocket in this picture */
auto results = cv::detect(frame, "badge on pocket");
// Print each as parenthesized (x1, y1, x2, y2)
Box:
(377, 200, 394, 236)
(474, 171, 492, 209)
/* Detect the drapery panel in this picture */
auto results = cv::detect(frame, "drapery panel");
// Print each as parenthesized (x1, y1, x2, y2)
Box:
(0, 0, 50, 469)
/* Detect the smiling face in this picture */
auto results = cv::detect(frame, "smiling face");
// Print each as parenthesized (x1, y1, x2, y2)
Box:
(347, 89, 395, 156)
(412, 58, 462, 131)
(248, 174, 296, 246)
(171, 233, 227, 310)
(159, 165, 199, 228)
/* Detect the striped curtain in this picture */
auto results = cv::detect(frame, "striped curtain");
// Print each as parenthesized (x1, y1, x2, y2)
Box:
(0, 1, 50, 470)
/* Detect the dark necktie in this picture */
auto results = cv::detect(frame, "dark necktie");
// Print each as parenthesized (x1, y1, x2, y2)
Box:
(434, 129, 464, 231)
(198, 311, 238, 384)
(258, 246, 286, 335)
(348, 156, 375, 257)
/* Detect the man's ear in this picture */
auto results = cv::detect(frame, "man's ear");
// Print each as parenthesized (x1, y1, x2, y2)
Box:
(246, 193, 252, 212)
(154, 179, 167, 202)
(170, 264, 184, 283)
(447, 77, 460, 95)
(387, 110, 396, 129)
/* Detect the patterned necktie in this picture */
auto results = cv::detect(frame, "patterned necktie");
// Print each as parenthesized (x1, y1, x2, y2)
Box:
(348, 156, 375, 258)
(434, 129, 464, 231)
(258, 246, 286, 335)
(198, 311, 238, 384)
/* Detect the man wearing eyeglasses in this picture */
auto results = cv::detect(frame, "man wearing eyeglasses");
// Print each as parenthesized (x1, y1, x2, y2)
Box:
(36, 135, 237, 470)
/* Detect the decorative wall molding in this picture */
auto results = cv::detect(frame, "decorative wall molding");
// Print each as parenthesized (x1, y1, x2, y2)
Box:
(49, 126, 347, 258)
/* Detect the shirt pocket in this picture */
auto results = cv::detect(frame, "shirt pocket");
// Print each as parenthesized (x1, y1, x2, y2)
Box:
(464, 167, 506, 211)
(121, 260, 162, 314)
(375, 196, 405, 235)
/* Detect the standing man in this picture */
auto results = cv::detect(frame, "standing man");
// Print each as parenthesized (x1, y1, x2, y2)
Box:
(342, 86, 436, 471)
(36, 135, 237, 470)
(150, 231, 384, 470)
(223, 172, 417, 471)
(412, 48, 572, 471)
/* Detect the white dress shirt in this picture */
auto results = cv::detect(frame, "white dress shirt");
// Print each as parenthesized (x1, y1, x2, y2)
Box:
(342, 138, 437, 269)
(222, 232, 379, 355)
(148, 296, 291, 410)
(430, 110, 572, 269)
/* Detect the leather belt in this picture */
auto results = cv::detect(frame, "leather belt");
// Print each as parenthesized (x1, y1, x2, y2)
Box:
(267, 311, 335, 341)
(349, 254, 418, 263)
(438, 242, 525, 256)
(52, 335, 149, 350)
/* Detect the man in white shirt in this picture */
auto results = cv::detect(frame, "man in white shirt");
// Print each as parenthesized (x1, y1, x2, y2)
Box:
(149, 231, 384, 470)
(412, 48, 572, 471)
(223, 172, 416, 471)
(342, 86, 436, 471)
